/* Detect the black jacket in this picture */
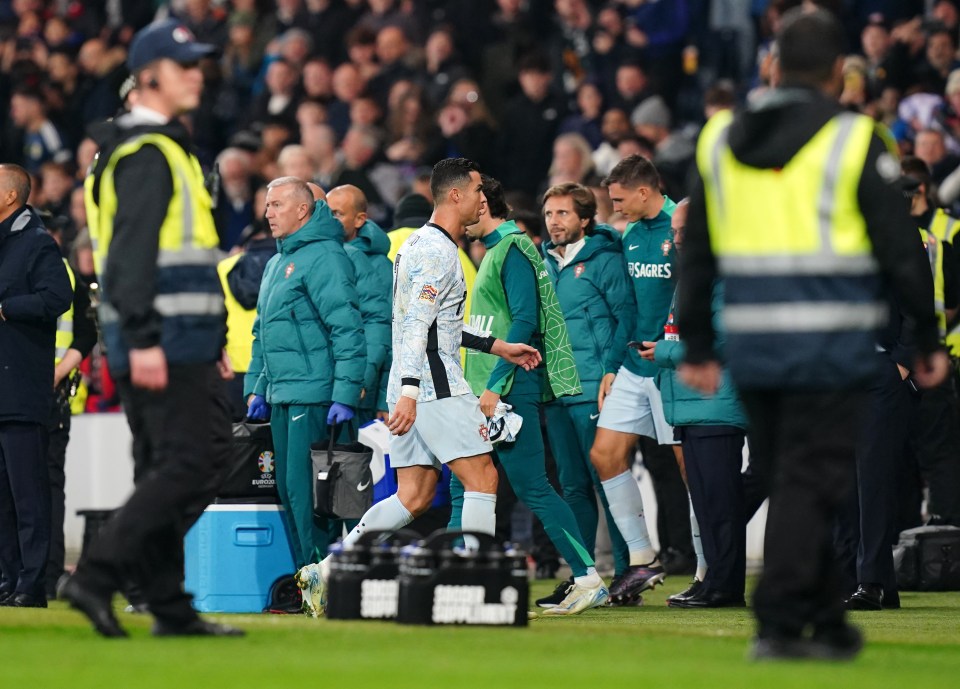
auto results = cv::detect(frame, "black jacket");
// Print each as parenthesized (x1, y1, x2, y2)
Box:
(87, 113, 200, 353)
(0, 205, 73, 423)
(680, 88, 941, 364)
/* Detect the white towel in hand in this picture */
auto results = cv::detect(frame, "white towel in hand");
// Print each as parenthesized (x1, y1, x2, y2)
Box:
(487, 401, 523, 444)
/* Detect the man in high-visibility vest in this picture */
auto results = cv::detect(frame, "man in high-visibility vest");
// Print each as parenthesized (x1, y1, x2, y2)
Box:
(61, 20, 240, 638)
(43, 218, 97, 601)
(678, 9, 948, 661)
(217, 221, 276, 421)
(900, 158, 960, 532)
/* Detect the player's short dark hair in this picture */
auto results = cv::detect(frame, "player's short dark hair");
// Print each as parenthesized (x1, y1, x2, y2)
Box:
(777, 8, 844, 86)
(0, 163, 31, 205)
(430, 157, 480, 202)
(480, 174, 510, 219)
(603, 154, 661, 190)
(542, 182, 597, 233)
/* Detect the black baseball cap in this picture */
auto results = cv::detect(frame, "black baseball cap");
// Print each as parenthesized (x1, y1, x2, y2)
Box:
(127, 19, 217, 72)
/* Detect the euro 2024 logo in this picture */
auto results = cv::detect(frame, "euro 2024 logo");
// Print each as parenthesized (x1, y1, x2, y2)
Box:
(258, 451, 275, 475)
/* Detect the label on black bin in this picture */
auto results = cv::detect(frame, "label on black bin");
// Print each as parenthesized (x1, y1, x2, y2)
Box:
(431, 585, 519, 625)
(360, 579, 399, 618)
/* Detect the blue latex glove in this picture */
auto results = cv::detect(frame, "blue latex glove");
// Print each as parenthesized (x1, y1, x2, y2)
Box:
(327, 402, 354, 426)
(247, 394, 270, 421)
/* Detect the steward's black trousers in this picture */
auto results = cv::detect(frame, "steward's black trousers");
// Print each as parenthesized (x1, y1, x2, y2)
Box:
(679, 425, 747, 597)
(741, 388, 866, 639)
(834, 355, 914, 599)
(73, 363, 231, 625)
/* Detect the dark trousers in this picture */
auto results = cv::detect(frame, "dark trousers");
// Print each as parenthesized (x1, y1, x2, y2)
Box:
(638, 435, 693, 558)
(0, 421, 51, 597)
(741, 388, 866, 639)
(45, 390, 71, 596)
(73, 363, 232, 625)
(680, 425, 747, 596)
(915, 380, 960, 525)
(834, 357, 914, 598)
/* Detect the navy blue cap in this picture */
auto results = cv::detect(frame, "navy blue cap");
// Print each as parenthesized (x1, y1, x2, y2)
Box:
(127, 19, 217, 72)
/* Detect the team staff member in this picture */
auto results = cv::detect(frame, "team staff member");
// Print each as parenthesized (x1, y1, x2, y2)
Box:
(452, 175, 607, 616)
(539, 182, 632, 605)
(327, 184, 393, 424)
(0, 165, 72, 608)
(245, 177, 366, 570)
(61, 20, 240, 638)
(640, 199, 749, 609)
(679, 9, 947, 660)
(589, 155, 688, 605)
(45, 225, 98, 600)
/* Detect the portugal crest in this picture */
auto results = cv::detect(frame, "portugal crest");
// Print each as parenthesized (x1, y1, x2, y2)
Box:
(574, 263, 585, 278)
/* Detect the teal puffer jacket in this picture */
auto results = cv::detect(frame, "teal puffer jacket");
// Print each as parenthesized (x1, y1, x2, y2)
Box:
(654, 283, 747, 429)
(345, 220, 392, 410)
(245, 200, 366, 407)
(543, 225, 637, 405)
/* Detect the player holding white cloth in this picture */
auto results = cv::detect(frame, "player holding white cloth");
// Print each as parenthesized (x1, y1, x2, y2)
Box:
(296, 158, 540, 616)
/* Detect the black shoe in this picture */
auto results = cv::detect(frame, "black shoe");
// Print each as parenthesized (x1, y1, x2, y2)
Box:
(535, 577, 574, 608)
(845, 584, 883, 611)
(810, 622, 864, 660)
(57, 575, 128, 638)
(152, 618, 245, 637)
(608, 563, 666, 604)
(7, 592, 48, 608)
(751, 624, 863, 662)
(660, 547, 696, 576)
(0, 590, 15, 606)
(670, 589, 745, 609)
(666, 578, 703, 604)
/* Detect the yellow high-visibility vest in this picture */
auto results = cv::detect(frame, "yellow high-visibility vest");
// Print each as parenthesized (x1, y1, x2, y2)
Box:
(217, 252, 255, 373)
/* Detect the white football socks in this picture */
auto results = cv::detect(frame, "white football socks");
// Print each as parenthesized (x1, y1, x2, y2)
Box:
(340, 494, 414, 549)
(601, 470, 658, 566)
(461, 491, 497, 535)
(690, 496, 707, 581)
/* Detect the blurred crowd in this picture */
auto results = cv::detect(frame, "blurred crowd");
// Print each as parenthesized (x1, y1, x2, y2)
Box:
(4, 0, 960, 413)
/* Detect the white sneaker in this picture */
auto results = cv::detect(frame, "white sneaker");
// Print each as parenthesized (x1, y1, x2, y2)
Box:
(541, 581, 609, 616)
(295, 561, 328, 618)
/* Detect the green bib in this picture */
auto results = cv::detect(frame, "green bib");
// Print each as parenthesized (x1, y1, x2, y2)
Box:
(465, 223, 581, 401)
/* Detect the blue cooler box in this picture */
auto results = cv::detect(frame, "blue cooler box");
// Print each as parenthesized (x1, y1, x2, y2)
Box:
(184, 504, 295, 613)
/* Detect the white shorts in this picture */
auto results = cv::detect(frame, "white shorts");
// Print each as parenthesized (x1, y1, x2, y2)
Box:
(597, 366, 677, 444)
(389, 394, 493, 469)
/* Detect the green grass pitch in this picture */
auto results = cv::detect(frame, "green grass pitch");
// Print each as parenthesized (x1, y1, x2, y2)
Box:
(3, 579, 959, 689)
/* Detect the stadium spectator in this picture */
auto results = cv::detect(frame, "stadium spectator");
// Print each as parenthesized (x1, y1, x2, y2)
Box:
(9, 85, 69, 174)
(497, 52, 566, 196)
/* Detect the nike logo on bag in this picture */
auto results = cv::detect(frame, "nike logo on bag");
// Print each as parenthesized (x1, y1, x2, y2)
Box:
(628, 244, 640, 251)
(292, 413, 306, 421)
(590, 413, 600, 420)
(357, 480, 370, 491)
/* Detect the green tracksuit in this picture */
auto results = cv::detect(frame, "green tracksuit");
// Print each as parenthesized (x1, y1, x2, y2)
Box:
(449, 222, 594, 577)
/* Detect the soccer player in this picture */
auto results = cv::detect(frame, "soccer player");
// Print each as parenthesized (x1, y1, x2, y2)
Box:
(295, 158, 540, 615)
(589, 155, 681, 605)
(451, 174, 609, 615)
